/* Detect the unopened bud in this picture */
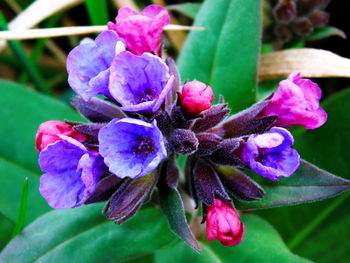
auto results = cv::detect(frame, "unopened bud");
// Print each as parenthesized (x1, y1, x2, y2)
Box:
(274, 0, 297, 23)
(180, 80, 214, 115)
(292, 17, 314, 36)
(274, 24, 293, 42)
(206, 198, 244, 246)
(170, 129, 199, 155)
(35, 120, 86, 152)
(309, 10, 330, 27)
(298, 0, 319, 15)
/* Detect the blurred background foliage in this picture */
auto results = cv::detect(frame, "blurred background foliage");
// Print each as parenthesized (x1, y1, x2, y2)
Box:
(0, 0, 349, 262)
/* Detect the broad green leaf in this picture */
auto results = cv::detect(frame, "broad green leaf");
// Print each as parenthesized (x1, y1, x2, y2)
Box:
(167, 3, 201, 19)
(0, 205, 176, 263)
(158, 185, 200, 251)
(295, 214, 350, 263)
(0, 80, 82, 248)
(0, 158, 50, 224)
(307, 27, 346, 41)
(0, 215, 13, 250)
(177, 0, 261, 112)
(156, 215, 310, 263)
(84, 0, 109, 26)
(0, 79, 83, 173)
(235, 160, 350, 210)
(156, 241, 221, 263)
(257, 88, 350, 262)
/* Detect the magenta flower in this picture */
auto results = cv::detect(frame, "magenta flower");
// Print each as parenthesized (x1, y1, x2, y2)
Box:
(35, 120, 86, 152)
(206, 198, 245, 247)
(67, 30, 125, 101)
(109, 51, 174, 112)
(39, 137, 107, 209)
(262, 72, 327, 129)
(180, 80, 214, 115)
(98, 118, 167, 179)
(241, 127, 300, 181)
(108, 5, 170, 55)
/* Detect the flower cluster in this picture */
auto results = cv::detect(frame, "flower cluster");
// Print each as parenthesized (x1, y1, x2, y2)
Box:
(36, 4, 327, 250)
(264, 0, 332, 44)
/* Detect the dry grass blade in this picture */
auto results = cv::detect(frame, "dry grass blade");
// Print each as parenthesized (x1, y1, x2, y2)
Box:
(113, 0, 140, 10)
(8, 0, 83, 30)
(0, 0, 83, 51)
(259, 48, 350, 80)
(0, 25, 205, 40)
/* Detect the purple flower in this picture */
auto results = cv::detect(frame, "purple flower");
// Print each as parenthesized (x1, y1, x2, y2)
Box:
(107, 5, 170, 55)
(241, 127, 300, 181)
(262, 72, 327, 129)
(67, 30, 125, 101)
(109, 51, 174, 112)
(39, 136, 107, 209)
(98, 118, 167, 179)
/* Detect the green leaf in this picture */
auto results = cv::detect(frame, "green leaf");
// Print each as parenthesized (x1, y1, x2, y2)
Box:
(155, 215, 310, 263)
(156, 241, 221, 263)
(177, 0, 261, 112)
(257, 88, 350, 262)
(307, 26, 346, 41)
(235, 160, 350, 210)
(0, 204, 176, 263)
(0, 157, 50, 224)
(167, 3, 201, 19)
(0, 79, 83, 173)
(0, 80, 82, 248)
(0, 215, 13, 250)
(84, 0, 109, 26)
(11, 177, 29, 238)
(294, 214, 350, 263)
(158, 185, 200, 252)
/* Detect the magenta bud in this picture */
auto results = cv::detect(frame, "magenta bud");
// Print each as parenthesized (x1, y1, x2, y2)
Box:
(206, 198, 244, 247)
(35, 120, 86, 152)
(180, 80, 214, 115)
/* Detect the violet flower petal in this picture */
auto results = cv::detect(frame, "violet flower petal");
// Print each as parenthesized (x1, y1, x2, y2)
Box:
(98, 118, 167, 179)
(39, 138, 106, 209)
(109, 51, 173, 112)
(67, 30, 125, 101)
(241, 127, 300, 181)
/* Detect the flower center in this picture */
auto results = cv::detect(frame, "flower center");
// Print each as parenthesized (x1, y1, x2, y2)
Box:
(138, 87, 156, 103)
(133, 136, 155, 155)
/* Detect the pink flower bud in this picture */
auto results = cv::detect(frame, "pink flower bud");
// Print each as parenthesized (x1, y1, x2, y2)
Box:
(108, 5, 170, 56)
(35, 121, 86, 152)
(262, 72, 327, 129)
(180, 80, 214, 115)
(206, 198, 244, 247)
